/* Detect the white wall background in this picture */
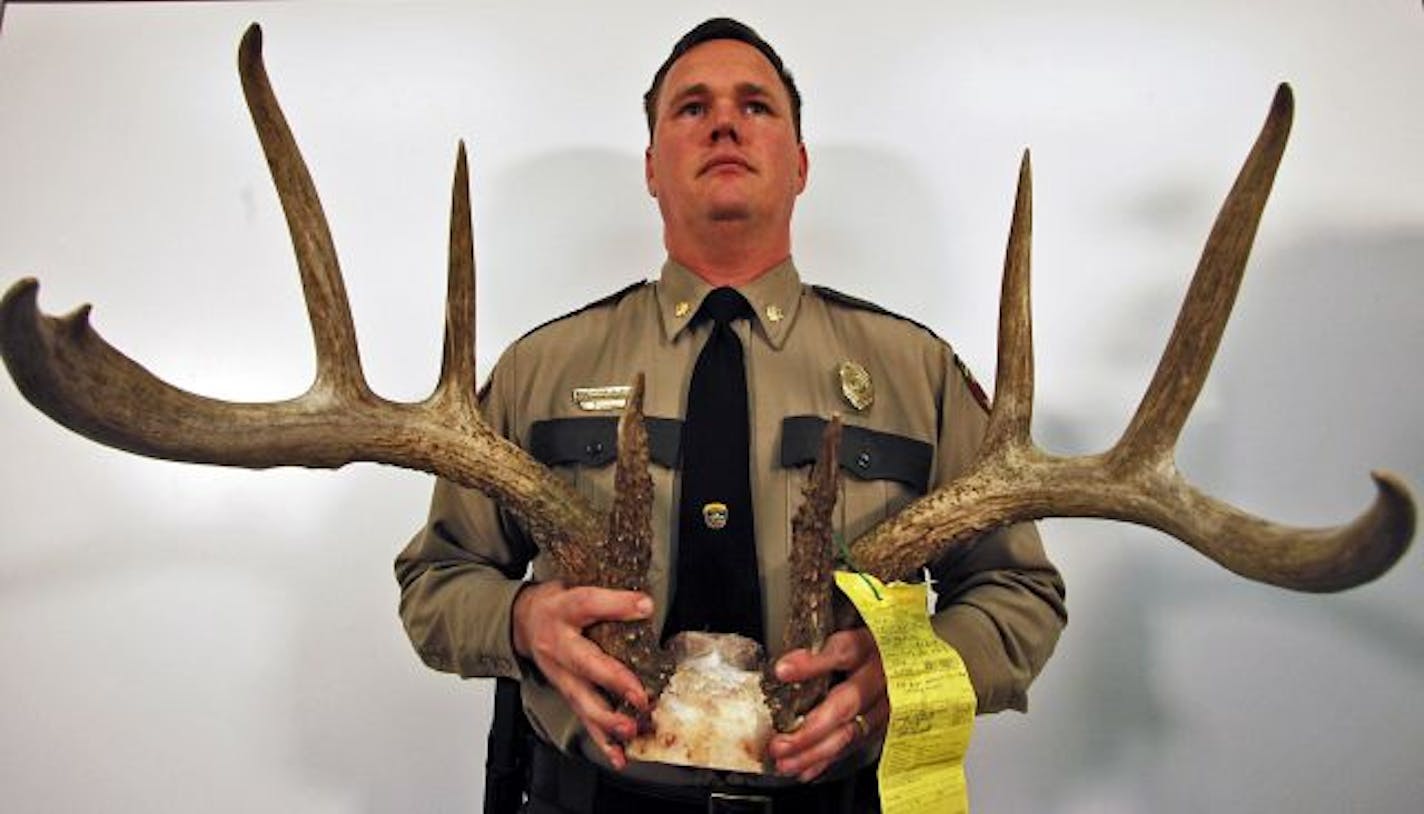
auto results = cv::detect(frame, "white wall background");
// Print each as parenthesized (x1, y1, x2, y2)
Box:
(1, 1, 1420, 811)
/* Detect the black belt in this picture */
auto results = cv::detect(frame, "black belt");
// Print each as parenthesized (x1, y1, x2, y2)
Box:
(527, 739, 874, 814)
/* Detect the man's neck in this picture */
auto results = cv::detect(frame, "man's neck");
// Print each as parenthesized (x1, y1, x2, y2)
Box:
(667, 226, 792, 288)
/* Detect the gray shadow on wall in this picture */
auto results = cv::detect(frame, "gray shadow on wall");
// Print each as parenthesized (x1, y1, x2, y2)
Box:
(970, 226, 1423, 813)
(795, 143, 959, 328)
(1148, 229, 1424, 814)
(1213, 228, 1423, 517)
(1205, 225, 1424, 670)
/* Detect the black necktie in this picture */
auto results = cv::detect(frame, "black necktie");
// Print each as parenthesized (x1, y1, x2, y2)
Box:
(664, 287, 765, 644)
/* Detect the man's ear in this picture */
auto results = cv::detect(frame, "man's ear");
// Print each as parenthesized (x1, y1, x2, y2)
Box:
(795, 142, 809, 194)
(645, 146, 658, 198)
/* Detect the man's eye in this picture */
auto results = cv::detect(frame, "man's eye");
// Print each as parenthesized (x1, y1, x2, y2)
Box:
(677, 101, 706, 117)
(744, 101, 772, 115)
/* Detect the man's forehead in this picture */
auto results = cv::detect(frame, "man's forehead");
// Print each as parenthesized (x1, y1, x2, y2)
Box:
(660, 39, 785, 98)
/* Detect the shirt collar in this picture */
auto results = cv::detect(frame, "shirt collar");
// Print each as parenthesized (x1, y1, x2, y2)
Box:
(655, 257, 802, 350)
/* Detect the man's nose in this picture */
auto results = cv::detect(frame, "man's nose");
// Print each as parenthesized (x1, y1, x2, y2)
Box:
(710, 123, 740, 144)
(709, 102, 741, 144)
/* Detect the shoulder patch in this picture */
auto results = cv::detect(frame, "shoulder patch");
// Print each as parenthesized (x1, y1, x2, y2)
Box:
(953, 353, 992, 412)
(811, 285, 941, 340)
(517, 280, 648, 341)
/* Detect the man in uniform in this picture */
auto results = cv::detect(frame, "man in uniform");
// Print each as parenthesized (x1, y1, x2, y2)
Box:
(395, 18, 1066, 813)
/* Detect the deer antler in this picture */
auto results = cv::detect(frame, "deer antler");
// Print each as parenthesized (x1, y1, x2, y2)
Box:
(0, 24, 616, 587)
(1, 21, 688, 709)
(848, 85, 1415, 591)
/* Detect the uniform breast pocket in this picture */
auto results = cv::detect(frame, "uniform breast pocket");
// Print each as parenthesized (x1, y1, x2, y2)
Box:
(780, 416, 933, 544)
(528, 416, 683, 509)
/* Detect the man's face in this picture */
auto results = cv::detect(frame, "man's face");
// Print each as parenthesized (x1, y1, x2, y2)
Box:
(645, 40, 808, 237)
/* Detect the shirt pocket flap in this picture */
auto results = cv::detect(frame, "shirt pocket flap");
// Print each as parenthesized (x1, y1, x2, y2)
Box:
(529, 417, 683, 469)
(779, 415, 932, 492)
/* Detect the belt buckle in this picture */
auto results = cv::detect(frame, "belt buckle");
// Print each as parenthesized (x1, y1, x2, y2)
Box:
(708, 790, 773, 813)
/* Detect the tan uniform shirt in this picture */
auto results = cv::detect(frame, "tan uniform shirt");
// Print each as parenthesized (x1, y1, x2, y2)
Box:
(395, 258, 1066, 774)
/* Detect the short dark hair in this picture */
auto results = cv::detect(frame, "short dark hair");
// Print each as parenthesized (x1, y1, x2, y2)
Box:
(643, 18, 803, 142)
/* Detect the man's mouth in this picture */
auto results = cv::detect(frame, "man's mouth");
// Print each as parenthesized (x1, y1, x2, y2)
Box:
(700, 156, 753, 176)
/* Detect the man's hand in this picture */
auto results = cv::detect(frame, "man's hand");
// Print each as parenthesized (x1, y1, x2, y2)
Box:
(767, 627, 888, 781)
(511, 581, 654, 769)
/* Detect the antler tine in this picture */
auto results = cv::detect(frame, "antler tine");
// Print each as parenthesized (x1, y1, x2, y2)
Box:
(604, 372, 653, 591)
(769, 414, 843, 731)
(979, 150, 1036, 457)
(587, 372, 672, 699)
(0, 278, 335, 467)
(1146, 469, 1415, 593)
(1112, 84, 1293, 467)
(430, 141, 478, 415)
(847, 85, 1414, 592)
(239, 24, 370, 402)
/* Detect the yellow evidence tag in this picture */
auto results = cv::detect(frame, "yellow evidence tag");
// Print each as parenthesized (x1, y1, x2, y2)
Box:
(834, 571, 976, 814)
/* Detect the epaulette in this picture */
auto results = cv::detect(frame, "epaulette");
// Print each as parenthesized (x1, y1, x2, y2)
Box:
(517, 280, 648, 341)
(811, 284, 942, 340)
(952, 353, 992, 413)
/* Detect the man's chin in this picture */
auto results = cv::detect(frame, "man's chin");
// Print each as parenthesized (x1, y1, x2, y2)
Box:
(707, 205, 752, 223)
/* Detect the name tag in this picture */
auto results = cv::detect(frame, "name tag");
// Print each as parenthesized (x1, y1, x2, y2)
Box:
(572, 385, 632, 411)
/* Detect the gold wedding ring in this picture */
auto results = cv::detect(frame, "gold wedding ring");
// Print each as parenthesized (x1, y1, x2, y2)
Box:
(852, 713, 870, 738)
